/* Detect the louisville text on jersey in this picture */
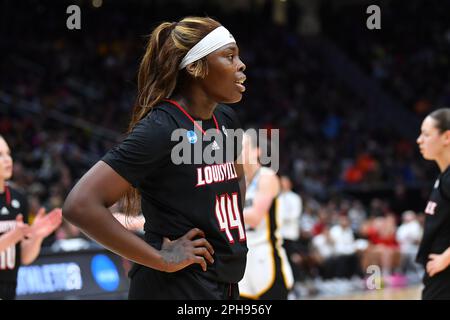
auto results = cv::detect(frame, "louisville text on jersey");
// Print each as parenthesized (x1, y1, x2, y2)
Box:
(196, 162, 238, 187)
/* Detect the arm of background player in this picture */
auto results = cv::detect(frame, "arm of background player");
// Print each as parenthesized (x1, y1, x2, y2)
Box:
(243, 172, 279, 229)
(0, 214, 29, 252)
(63, 161, 214, 273)
(21, 208, 62, 265)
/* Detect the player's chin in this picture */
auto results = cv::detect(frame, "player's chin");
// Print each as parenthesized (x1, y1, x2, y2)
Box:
(223, 92, 243, 104)
(2, 171, 12, 180)
(422, 151, 434, 161)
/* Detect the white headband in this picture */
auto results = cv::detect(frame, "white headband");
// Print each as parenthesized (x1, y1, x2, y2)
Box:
(179, 26, 236, 70)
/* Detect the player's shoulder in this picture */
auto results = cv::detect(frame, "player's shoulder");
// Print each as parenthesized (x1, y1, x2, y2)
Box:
(258, 167, 280, 191)
(6, 183, 27, 200)
(142, 103, 179, 128)
(129, 103, 180, 139)
(440, 166, 450, 183)
(439, 166, 450, 199)
(4, 183, 28, 211)
(259, 166, 277, 177)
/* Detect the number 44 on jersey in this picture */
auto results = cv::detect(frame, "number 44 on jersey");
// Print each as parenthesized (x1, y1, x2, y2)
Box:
(215, 193, 246, 243)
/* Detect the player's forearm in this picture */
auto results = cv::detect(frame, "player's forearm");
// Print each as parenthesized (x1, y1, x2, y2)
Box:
(243, 193, 274, 228)
(0, 229, 23, 252)
(21, 236, 43, 265)
(243, 206, 264, 228)
(63, 200, 166, 271)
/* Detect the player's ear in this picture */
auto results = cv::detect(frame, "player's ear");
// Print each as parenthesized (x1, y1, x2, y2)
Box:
(185, 60, 207, 79)
(443, 130, 450, 146)
(185, 63, 196, 77)
(185, 61, 203, 78)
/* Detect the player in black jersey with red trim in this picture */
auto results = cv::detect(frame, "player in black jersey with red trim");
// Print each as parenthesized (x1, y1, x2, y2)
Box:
(63, 16, 248, 299)
(416, 108, 450, 299)
(0, 135, 62, 299)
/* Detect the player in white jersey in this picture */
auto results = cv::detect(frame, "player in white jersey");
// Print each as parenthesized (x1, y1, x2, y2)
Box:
(238, 132, 294, 299)
(278, 175, 302, 282)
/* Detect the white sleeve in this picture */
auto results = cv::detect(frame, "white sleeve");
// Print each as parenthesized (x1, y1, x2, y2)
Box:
(280, 193, 302, 220)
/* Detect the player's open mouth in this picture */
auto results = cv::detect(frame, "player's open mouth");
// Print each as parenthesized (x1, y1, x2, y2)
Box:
(235, 77, 246, 92)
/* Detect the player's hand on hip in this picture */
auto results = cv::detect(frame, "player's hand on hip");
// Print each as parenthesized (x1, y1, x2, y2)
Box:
(160, 228, 215, 272)
(426, 253, 448, 277)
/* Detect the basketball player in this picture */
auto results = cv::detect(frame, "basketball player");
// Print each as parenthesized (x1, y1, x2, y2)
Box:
(63, 17, 248, 299)
(278, 175, 302, 282)
(238, 132, 294, 300)
(0, 135, 62, 300)
(416, 108, 450, 299)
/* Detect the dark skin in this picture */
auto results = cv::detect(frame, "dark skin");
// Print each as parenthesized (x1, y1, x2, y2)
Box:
(172, 43, 246, 120)
(63, 42, 246, 273)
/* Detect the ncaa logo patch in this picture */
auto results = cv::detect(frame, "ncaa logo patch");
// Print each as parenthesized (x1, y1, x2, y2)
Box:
(11, 199, 20, 209)
(187, 130, 198, 144)
(90, 254, 120, 291)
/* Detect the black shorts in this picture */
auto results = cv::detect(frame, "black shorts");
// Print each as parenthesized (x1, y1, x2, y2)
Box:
(422, 267, 450, 300)
(0, 282, 17, 300)
(128, 265, 239, 300)
(257, 277, 289, 300)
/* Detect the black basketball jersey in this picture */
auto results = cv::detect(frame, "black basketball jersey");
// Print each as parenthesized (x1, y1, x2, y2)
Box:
(0, 184, 29, 284)
(102, 100, 247, 283)
(417, 166, 450, 270)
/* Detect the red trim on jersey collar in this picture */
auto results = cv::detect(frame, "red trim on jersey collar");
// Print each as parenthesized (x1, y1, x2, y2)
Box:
(4, 185, 11, 206)
(163, 99, 220, 135)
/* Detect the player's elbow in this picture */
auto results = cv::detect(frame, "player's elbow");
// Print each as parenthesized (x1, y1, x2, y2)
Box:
(245, 211, 265, 229)
(246, 219, 259, 229)
(62, 189, 92, 228)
